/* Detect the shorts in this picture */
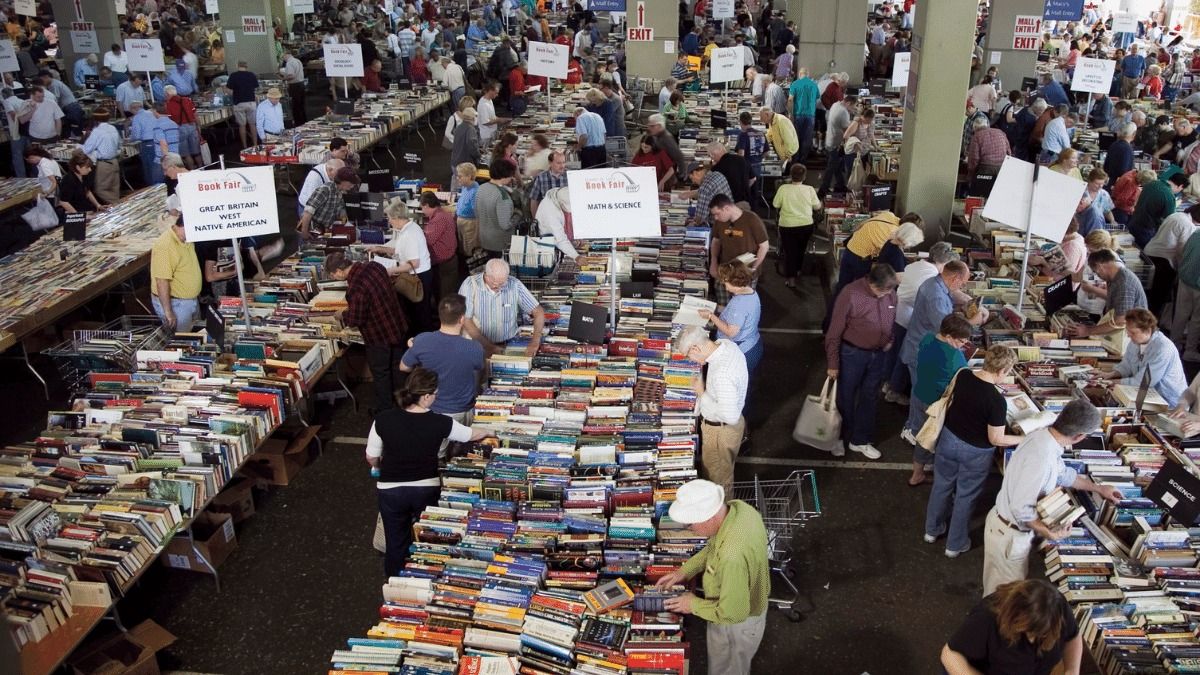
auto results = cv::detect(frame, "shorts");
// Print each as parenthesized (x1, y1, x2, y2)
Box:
(233, 101, 256, 125)
(178, 123, 200, 156)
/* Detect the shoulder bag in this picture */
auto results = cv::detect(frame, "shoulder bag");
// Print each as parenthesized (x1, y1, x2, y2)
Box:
(915, 368, 966, 451)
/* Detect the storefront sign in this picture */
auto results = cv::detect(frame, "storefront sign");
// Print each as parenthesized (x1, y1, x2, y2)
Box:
(178, 166, 280, 242)
(1013, 15, 1042, 50)
(124, 38, 165, 71)
(242, 16, 267, 35)
(709, 46, 743, 84)
(1070, 57, 1115, 94)
(568, 167, 662, 239)
(69, 22, 99, 53)
(323, 43, 364, 77)
(527, 42, 568, 80)
(1042, 0, 1083, 22)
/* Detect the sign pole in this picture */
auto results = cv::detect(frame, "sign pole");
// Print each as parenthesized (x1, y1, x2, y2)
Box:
(1016, 162, 1039, 314)
(219, 154, 253, 330)
(609, 237, 618, 328)
(344, 77, 349, 99)
(147, 71, 154, 103)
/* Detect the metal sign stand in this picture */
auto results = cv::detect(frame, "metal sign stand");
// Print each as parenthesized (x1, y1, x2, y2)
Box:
(609, 237, 618, 328)
(1015, 162, 1040, 314)
(218, 154, 253, 329)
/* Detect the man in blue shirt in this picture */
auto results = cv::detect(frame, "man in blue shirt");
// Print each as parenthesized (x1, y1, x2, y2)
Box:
(1121, 44, 1147, 99)
(152, 103, 180, 170)
(1038, 73, 1069, 107)
(573, 106, 607, 168)
(150, 73, 167, 104)
(224, 61, 259, 148)
(80, 112, 122, 204)
(682, 24, 702, 57)
(167, 60, 197, 96)
(787, 68, 819, 164)
(114, 73, 146, 115)
(735, 111, 766, 202)
(256, 88, 286, 140)
(73, 54, 97, 88)
(128, 101, 160, 184)
(466, 19, 489, 50)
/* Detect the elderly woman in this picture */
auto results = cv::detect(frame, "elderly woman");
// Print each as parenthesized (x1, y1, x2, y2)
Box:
(876, 219, 925, 277)
(833, 211, 924, 299)
(371, 198, 433, 331)
(455, 162, 481, 257)
(418, 191, 459, 304)
(924, 345, 1025, 558)
(1074, 168, 1116, 235)
(906, 314, 973, 487)
(449, 107, 481, 190)
(1096, 309, 1188, 408)
(698, 261, 763, 376)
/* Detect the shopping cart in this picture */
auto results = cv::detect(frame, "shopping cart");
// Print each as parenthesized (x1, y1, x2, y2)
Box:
(44, 316, 169, 396)
(730, 470, 821, 622)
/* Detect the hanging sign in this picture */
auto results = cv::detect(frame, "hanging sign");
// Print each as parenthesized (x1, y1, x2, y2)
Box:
(1042, 0, 1083, 22)
(177, 166, 281, 242)
(69, 22, 99, 53)
(124, 38, 165, 71)
(293, 0, 315, 12)
(568, 167, 662, 239)
(527, 42, 568, 79)
(323, 43, 364, 77)
(1013, 15, 1042, 50)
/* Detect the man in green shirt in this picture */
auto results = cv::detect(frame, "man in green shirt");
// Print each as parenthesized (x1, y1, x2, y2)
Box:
(786, 67, 819, 164)
(656, 479, 770, 675)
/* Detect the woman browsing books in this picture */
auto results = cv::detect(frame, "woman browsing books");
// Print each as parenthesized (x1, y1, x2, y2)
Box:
(366, 367, 489, 576)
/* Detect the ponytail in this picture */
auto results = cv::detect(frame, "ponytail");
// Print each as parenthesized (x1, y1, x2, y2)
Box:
(398, 367, 438, 408)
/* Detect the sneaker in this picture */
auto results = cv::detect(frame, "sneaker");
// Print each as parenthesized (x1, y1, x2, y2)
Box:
(848, 443, 881, 459)
(945, 546, 970, 559)
(900, 427, 917, 446)
(922, 533, 938, 544)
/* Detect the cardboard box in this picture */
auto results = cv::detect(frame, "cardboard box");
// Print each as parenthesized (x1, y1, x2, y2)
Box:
(160, 511, 236, 573)
(69, 620, 176, 675)
(207, 475, 256, 523)
(240, 426, 320, 486)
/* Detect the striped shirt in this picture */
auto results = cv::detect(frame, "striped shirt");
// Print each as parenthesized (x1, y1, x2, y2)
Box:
(528, 168, 567, 204)
(152, 117, 180, 160)
(825, 278, 897, 369)
(458, 273, 540, 344)
(679, 499, 770, 624)
(695, 172, 732, 226)
(696, 340, 748, 425)
(396, 29, 416, 58)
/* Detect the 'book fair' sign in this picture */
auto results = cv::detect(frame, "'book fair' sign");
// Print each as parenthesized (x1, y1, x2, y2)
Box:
(323, 43, 364, 77)
(567, 167, 662, 239)
(178, 166, 280, 242)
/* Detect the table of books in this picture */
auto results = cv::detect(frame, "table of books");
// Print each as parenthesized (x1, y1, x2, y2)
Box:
(0, 178, 44, 217)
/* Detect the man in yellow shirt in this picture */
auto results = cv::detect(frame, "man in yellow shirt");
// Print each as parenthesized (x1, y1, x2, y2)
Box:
(150, 214, 202, 332)
(759, 107, 798, 165)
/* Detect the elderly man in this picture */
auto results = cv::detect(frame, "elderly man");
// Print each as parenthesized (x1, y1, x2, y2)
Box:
(441, 56, 468, 109)
(983, 400, 1123, 595)
(1121, 44, 1147, 99)
(1068, 248, 1149, 337)
(1087, 91, 1113, 129)
(80, 112, 122, 204)
(224, 61, 259, 148)
(298, 157, 345, 217)
(528, 150, 567, 217)
(675, 327, 749, 494)
(820, 94, 857, 196)
(655, 478, 769, 675)
(73, 53, 98, 89)
(763, 74, 787, 115)
(825, 263, 899, 460)
(573, 105, 607, 168)
(1038, 72, 1069, 107)
(298, 166, 360, 239)
(707, 141, 751, 204)
(966, 116, 1010, 175)
(759, 106, 798, 165)
(129, 100, 160, 184)
(164, 85, 201, 169)
(687, 162, 733, 229)
(1041, 103, 1071, 163)
(150, 213, 202, 333)
(646, 113, 686, 177)
(458, 258, 546, 357)
(280, 50, 306, 124)
(885, 241, 958, 405)
(326, 251, 409, 413)
(255, 88, 286, 141)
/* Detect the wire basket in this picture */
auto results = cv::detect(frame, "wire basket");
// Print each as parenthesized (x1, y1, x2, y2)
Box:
(44, 316, 169, 395)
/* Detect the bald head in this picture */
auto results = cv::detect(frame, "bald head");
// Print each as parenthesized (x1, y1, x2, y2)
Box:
(324, 157, 346, 175)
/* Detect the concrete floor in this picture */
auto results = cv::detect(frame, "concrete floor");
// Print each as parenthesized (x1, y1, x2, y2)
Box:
(0, 94, 1004, 675)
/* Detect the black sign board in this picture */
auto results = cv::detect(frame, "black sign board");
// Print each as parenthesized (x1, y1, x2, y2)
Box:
(334, 100, 355, 116)
(864, 183, 893, 212)
(1043, 276, 1073, 316)
(967, 170, 998, 197)
(403, 152, 423, 170)
(1146, 461, 1200, 525)
(1021, 76, 1038, 91)
(63, 212, 86, 241)
(567, 301, 607, 344)
(710, 109, 728, 130)
(364, 167, 392, 192)
(619, 281, 654, 299)
(84, 75, 99, 91)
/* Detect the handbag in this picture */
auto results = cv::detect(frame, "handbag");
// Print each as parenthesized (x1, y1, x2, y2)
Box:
(393, 270, 425, 303)
(915, 369, 965, 451)
(21, 196, 60, 232)
(792, 377, 842, 452)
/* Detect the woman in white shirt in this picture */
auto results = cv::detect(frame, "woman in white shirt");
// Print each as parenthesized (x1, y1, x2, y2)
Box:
(443, 95, 475, 150)
(24, 145, 62, 199)
(372, 197, 433, 331)
(1143, 205, 1200, 314)
(524, 134, 553, 177)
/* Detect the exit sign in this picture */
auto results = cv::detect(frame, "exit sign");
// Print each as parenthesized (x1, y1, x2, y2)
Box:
(627, 27, 654, 41)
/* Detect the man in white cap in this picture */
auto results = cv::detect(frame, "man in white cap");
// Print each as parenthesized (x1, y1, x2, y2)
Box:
(656, 478, 770, 675)
(676, 325, 747, 495)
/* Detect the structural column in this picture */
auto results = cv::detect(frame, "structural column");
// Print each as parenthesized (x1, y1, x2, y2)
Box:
(49, 0, 123, 77)
(895, 0, 977, 238)
(983, 0, 1045, 95)
(219, 0, 280, 77)
(626, 0, 678, 82)
(787, 0, 866, 81)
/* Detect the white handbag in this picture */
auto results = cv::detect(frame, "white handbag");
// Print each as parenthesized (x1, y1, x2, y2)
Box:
(792, 377, 842, 453)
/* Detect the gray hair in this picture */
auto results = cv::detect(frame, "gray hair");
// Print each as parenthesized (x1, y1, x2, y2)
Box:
(1051, 399, 1101, 436)
(164, 84, 177, 96)
(1132, 110, 1147, 123)
(483, 258, 510, 279)
(383, 197, 410, 221)
(573, 106, 587, 116)
(928, 241, 956, 265)
(161, 153, 185, 169)
(325, 157, 345, 175)
(675, 325, 711, 355)
(895, 222, 925, 249)
(1055, 103, 1070, 116)
(706, 140, 727, 156)
(1120, 122, 1137, 138)
(647, 113, 666, 126)
(971, 116, 989, 131)
(1030, 98, 1048, 114)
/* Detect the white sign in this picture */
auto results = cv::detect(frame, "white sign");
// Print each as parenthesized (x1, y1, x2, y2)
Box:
(989, 51, 1002, 65)
(178, 166, 281, 242)
(527, 42, 568, 79)
(567, 167, 662, 239)
(1012, 15, 1042, 50)
(124, 39, 165, 71)
(13, 0, 35, 17)
(1112, 12, 1137, 33)
(225, 30, 236, 44)
(712, 0, 735, 19)
(293, 0, 315, 12)
(69, 22, 99, 53)
(981, 157, 1087, 244)
(709, 46, 744, 84)
(663, 40, 674, 54)
(205, 0, 219, 13)
(323, 43, 364, 77)
(242, 16, 267, 35)
(1070, 56, 1116, 94)
(627, 26, 654, 41)
(892, 52, 911, 88)
(0, 40, 17, 73)
(115, 0, 126, 14)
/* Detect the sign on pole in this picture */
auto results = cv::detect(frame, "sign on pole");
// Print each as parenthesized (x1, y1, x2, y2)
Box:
(891, 52, 911, 88)
(712, 0, 735, 19)
(124, 38, 165, 71)
(13, 0, 35, 17)
(177, 166, 281, 242)
(205, 0, 219, 13)
(114, 0, 126, 14)
(1042, 0, 1083, 21)
(323, 43, 364, 77)
(709, 46, 744, 84)
(980, 156, 1087, 244)
(1112, 13, 1137, 33)
(627, 27, 654, 41)
(1012, 15, 1042, 50)
(1070, 57, 1116, 94)
(0, 40, 18, 73)
(293, 0, 315, 12)
(69, 22, 100, 53)
(527, 42, 568, 80)
(567, 167, 663, 239)
(242, 16, 267, 35)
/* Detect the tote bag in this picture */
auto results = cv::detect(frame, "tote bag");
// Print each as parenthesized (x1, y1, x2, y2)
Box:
(792, 377, 842, 452)
(915, 369, 965, 451)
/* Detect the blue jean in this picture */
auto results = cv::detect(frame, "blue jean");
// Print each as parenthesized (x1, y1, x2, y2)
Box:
(151, 295, 199, 332)
(743, 339, 764, 376)
(509, 95, 527, 116)
(925, 427, 994, 553)
(11, 136, 27, 177)
(883, 323, 907, 393)
(907, 397, 933, 465)
(378, 484, 441, 576)
(139, 141, 162, 184)
(451, 86, 466, 109)
(794, 114, 814, 164)
(836, 343, 886, 446)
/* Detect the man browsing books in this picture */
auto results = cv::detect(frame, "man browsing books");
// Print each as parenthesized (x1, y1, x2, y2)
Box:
(676, 326, 747, 495)
(982, 400, 1124, 595)
(655, 479, 770, 675)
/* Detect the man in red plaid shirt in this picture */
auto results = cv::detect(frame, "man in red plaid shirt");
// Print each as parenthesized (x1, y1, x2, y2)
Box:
(327, 252, 409, 413)
(965, 117, 1010, 175)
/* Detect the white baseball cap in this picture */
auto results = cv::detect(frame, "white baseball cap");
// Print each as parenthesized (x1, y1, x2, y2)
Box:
(668, 479, 725, 524)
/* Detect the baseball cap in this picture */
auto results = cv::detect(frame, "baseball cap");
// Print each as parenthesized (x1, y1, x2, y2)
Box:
(668, 479, 725, 524)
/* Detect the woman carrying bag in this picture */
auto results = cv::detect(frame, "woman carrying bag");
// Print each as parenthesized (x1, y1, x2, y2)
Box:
(923, 345, 1024, 559)
(370, 198, 433, 333)
(905, 314, 973, 487)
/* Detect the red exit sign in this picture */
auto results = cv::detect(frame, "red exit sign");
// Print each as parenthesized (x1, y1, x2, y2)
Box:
(1012, 36, 1039, 49)
(627, 27, 654, 41)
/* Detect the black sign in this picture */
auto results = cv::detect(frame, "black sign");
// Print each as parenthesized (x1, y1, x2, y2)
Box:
(1043, 276, 1073, 316)
(63, 212, 86, 241)
(403, 152, 422, 170)
(364, 168, 392, 192)
(864, 184, 893, 212)
(619, 281, 654, 299)
(1021, 76, 1038, 91)
(567, 301, 608, 344)
(710, 110, 728, 130)
(84, 75, 99, 91)
(1146, 461, 1200, 525)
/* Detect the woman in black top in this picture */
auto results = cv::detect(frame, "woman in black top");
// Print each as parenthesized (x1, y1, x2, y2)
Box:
(942, 579, 1081, 675)
(924, 345, 1025, 558)
(366, 367, 487, 576)
(59, 151, 104, 215)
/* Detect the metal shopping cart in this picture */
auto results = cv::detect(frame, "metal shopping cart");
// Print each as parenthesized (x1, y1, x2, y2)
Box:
(730, 470, 821, 622)
(44, 316, 169, 396)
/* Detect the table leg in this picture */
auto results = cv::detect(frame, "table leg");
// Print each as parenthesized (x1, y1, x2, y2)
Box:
(22, 342, 48, 399)
(335, 358, 358, 412)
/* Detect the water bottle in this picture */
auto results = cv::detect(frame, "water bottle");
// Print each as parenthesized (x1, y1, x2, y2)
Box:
(370, 466, 381, 478)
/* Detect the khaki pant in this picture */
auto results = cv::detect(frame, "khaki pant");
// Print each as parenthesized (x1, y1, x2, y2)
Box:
(707, 612, 766, 675)
(457, 217, 481, 256)
(93, 158, 120, 205)
(982, 507, 1034, 596)
(1122, 75, 1141, 100)
(1173, 282, 1200, 362)
(701, 416, 746, 496)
